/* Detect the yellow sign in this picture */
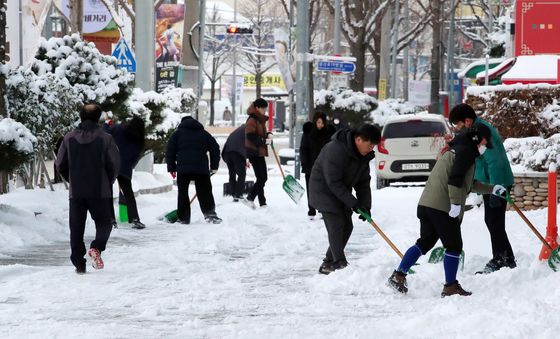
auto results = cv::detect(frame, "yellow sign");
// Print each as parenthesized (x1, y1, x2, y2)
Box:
(378, 79, 387, 100)
(243, 74, 286, 89)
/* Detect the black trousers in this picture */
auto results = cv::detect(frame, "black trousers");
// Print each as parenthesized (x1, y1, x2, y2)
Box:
(223, 152, 246, 198)
(117, 175, 140, 221)
(69, 198, 113, 268)
(322, 209, 354, 263)
(415, 205, 463, 254)
(177, 173, 216, 223)
(304, 172, 316, 215)
(483, 194, 514, 258)
(247, 156, 267, 206)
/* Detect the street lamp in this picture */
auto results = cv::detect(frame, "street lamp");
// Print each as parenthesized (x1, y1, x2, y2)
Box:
(50, 10, 63, 38)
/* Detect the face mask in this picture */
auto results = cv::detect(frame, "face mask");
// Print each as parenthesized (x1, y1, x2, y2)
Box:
(478, 145, 487, 155)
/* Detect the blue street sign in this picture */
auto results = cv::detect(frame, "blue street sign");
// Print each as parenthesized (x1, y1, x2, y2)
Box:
(317, 60, 356, 73)
(112, 38, 136, 73)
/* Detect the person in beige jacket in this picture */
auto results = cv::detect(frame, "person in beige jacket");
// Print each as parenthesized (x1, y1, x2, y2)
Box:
(387, 125, 507, 297)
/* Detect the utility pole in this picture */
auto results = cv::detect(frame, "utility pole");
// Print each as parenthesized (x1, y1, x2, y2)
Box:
(334, 0, 341, 54)
(295, 0, 310, 179)
(232, 0, 238, 126)
(446, 0, 456, 106)
(403, 0, 409, 101)
(378, 10, 391, 100)
(390, 0, 399, 98)
(0, 0, 6, 118)
(135, 1, 154, 92)
(288, 0, 295, 148)
(182, 0, 200, 98)
(197, 0, 207, 120)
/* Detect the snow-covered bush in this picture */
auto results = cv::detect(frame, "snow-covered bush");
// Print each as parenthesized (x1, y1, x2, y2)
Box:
(6, 68, 81, 151)
(314, 89, 377, 127)
(0, 118, 37, 172)
(371, 99, 422, 127)
(504, 134, 560, 172)
(30, 34, 134, 113)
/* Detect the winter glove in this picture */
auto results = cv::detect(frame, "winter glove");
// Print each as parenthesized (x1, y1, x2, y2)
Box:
(265, 132, 273, 145)
(170, 172, 176, 179)
(448, 204, 461, 218)
(210, 169, 218, 175)
(491, 184, 507, 198)
(352, 205, 370, 222)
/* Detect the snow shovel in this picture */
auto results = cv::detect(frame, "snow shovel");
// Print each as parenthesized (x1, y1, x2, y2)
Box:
(504, 193, 560, 272)
(427, 247, 465, 271)
(270, 142, 305, 204)
(160, 194, 198, 223)
(357, 208, 415, 274)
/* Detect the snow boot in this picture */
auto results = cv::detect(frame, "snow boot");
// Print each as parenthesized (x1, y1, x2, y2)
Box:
(388, 270, 408, 294)
(75, 265, 86, 275)
(204, 213, 223, 224)
(318, 259, 348, 275)
(130, 219, 146, 229)
(87, 248, 104, 270)
(111, 220, 118, 229)
(441, 281, 472, 297)
(475, 255, 516, 274)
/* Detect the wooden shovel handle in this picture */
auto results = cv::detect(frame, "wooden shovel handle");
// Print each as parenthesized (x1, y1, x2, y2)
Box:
(510, 201, 554, 251)
(270, 142, 286, 180)
(358, 209, 404, 258)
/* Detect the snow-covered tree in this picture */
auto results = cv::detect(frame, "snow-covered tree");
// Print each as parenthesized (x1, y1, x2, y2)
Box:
(0, 118, 36, 172)
(30, 34, 134, 113)
(6, 68, 82, 152)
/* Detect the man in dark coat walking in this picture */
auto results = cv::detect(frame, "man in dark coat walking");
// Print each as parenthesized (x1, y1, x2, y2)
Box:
(222, 124, 247, 201)
(300, 111, 335, 217)
(56, 103, 121, 274)
(309, 124, 381, 274)
(166, 114, 222, 224)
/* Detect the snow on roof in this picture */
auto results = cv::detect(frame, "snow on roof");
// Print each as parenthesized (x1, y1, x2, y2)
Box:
(501, 55, 559, 83)
(384, 112, 444, 123)
(475, 57, 515, 80)
(466, 83, 560, 97)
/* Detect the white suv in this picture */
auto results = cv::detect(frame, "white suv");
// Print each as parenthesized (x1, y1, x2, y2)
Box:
(375, 114, 452, 189)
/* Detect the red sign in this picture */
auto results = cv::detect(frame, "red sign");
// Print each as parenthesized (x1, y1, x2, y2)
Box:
(515, 0, 560, 56)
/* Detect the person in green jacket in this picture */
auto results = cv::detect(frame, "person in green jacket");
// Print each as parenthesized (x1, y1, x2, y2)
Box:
(387, 125, 507, 297)
(449, 103, 516, 274)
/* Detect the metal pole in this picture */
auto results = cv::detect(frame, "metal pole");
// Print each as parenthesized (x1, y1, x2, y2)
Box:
(135, 1, 154, 91)
(18, 0, 22, 66)
(390, 0, 399, 98)
(334, 0, 341, 54)
(484, 54, 489, 86)
(295, 0, 310, 179)
(378, 10, 391, 100)
(403, 0, 409, 101)
(288, 0, 295, 149)
(447, 0, 456, 105)
(181, 0, 200, 97)
(197, 0, 207, 121)
(232, 0, 237, 126)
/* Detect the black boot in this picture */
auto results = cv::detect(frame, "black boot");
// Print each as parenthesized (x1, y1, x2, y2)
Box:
(318, 259, 348, 275)
(388, 270, 408, 294)
(476, 255, 516, 274)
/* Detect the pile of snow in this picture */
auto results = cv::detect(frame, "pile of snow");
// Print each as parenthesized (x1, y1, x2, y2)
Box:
(0, 118, 36, 154)
(504, 134, 560, 172)
(315, 88, 377, 113)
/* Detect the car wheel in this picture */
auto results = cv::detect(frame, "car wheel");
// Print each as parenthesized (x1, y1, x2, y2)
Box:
(376, 178, 391, 189)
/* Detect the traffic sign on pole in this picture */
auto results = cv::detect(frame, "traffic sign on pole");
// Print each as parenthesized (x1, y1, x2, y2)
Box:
(112, 38, 136, 73)
(317, 60, 356, 73)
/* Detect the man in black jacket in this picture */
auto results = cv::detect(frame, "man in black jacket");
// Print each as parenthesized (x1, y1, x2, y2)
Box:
(56, 104, 121, 274)
(166, 114, 222, 224)
(222, 124, 247, 201)
(309, 124, 381, 274)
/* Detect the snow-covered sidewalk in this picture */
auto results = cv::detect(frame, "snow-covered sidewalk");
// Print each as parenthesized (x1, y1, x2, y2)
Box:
(0, 171, 559, 338)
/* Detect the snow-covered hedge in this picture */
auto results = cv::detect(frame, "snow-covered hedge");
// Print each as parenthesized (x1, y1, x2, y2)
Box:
(504, 134, 560, 172)
(314, 89, 377, 127)
(0, 119, 37, 172)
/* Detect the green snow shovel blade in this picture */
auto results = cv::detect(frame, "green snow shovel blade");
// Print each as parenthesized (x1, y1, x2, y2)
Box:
(547, 248, 560, 272)
(161, 209, 178, 223)
(282, 174, 305, 204)
(119, 203, 129, 223)
(270, 142, 305, 204)
(428, 247, 465, 271)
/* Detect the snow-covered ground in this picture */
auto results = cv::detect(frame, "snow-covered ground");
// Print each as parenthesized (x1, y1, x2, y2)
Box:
(0, 164, 559, 338)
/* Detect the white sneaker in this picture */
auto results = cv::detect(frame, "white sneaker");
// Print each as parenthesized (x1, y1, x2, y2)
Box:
(242, 198, 257, 210)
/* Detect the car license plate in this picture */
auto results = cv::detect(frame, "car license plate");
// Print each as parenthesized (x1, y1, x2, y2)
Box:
(402, 163, 429, 170)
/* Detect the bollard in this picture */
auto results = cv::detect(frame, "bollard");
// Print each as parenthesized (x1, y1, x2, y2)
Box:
(539, 163, 559, 260)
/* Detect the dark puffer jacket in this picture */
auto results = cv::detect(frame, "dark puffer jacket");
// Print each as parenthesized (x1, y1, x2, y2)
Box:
(300, 121, 335, 173)
(104, 124, 143, 179)
(56, 120, 121, 199)
(222, 124, 246, 159)
(309, 128, 374, 214)
(166, 116, 220, 175)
